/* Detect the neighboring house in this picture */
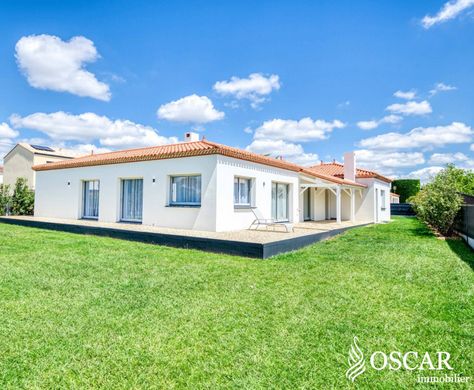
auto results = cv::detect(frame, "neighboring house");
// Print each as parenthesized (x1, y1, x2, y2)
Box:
(33, 132, 392, 232)
(0, 165, 3, 185)
(390, 193, 400, 204)
(3, 143, 75, 189)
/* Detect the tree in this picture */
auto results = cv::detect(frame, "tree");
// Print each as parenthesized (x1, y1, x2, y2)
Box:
(391, 179, 420, 203)
(411, 165, 464, 236)
(11, 178, 34, 216)
(444, 165, 474, 195)
(0, 184, 11, 216)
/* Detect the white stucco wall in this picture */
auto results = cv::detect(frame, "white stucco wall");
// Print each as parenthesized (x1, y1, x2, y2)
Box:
(35, 154, 301, 232)
(312, 189, 326, 221)
(215, 156, 300, 231)
(34, 152, 392, 231)
(35, 155, 219, 231)
(355, 178, 391, 222)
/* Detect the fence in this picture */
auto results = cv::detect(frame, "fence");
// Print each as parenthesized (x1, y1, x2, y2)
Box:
(454, 194, 474, 249)
(390, 203, 415, 216)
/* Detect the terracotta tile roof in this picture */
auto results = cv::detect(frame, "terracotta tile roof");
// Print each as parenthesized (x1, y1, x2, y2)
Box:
(307, 162, 392, 183)
(32, 140, 366, 187)
(390, 192, 400, 197)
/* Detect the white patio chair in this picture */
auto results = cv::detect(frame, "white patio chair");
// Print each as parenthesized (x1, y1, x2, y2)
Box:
(249, 208, 294, 232)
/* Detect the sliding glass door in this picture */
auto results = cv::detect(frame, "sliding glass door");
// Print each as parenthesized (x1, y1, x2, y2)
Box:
(83, 180, 99, 219)
(272, 182, 289, 222)
(121, 179, 143, 222)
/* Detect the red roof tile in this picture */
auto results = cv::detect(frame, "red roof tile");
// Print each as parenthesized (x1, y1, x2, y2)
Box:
(307, 162, 392, 183)
(32, 140, 368, 187)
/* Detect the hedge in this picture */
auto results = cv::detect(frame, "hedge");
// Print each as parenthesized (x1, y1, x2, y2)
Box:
(391, 179, 420, 203)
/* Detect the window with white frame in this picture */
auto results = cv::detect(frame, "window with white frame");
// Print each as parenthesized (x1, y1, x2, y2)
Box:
(170, 175, 201, 206)
(234, 177, 252, 206)
(121, 178, 143, 222)
(380, 189, 386, 210)
(82, 180, 99, 219)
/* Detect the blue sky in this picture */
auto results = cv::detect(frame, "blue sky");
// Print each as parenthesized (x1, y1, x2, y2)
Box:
(1, 0, 474, 180)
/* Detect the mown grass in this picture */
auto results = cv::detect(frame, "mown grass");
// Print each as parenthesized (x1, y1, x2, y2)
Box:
(0, 217, 472, 389)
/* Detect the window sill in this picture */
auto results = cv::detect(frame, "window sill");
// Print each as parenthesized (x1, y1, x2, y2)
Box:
(234, 205, 256, 210)
(81, 217, 98, 221)
(119, 219, 143, 224)
(167, 204, 201, 208)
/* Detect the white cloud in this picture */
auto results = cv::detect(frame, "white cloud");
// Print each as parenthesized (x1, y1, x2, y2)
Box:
(471, 144, 474, 151)
(246, 139, 319, 166)
(394, 90, 416, 100)
(406, 166, 444, 183)
(355, 149, 425, 175)
(15, 34, 110, 101)
(357, 120, 379, 131)
(157, 94, 224, 123)
(243, 127, 253, 134)
(357, 114, 402, 130)
(386, 100, 432, 116)
(10, 111, 178, 150)
(337, 100, 351, 109)
(429, 82, 457, 96)
(65, 144, 112, 156)
(422, 0, 474, 28)
(213, 73, 280, 108)
(0, 122, 19, 138)
(429, 152, 469, 164)
(253, 117, 345, 142)
(359, 122, 473, 150)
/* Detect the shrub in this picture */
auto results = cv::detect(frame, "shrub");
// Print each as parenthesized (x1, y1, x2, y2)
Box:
(445, 165, 474, 195)
(0, 184, 11, 216)
(11, 178, 34, 216)
(391, 179, 420, 203)
(411, 165, 463, 236)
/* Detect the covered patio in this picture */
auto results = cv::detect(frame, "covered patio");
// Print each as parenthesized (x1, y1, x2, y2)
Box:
(299, 175, 366, 224)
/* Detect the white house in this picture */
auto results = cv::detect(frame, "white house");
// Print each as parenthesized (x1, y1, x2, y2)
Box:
(3, 143, 75, 189)
(390, 193, 400, 204)
(33, 133, 391, 232)
(0, 165, 3, 185)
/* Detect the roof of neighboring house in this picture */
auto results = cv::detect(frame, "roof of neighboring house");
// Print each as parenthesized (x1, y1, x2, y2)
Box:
(3, 143, 76, 160)
(307, 162, 392, 183)
(33, 139, 367, 187)
(390, 192, 400, 197)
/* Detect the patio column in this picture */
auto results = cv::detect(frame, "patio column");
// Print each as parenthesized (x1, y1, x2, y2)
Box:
(350, 188, 355, 222)
(336, 186, 341, 224)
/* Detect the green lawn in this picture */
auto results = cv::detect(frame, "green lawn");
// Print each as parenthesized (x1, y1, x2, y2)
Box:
(0, 217, 472, 389)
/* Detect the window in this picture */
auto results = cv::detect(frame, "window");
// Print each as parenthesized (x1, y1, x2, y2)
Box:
(381, 189, 386, 210)
(83, 180, 99, 219)
(170, 175, 201, 206)
(234, 177, 251, 206)
(121, 179, 143, 222)
(272, 182, 289, 222)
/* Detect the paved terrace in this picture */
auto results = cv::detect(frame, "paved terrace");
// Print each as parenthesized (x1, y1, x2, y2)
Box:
(0, 216, 372, 258)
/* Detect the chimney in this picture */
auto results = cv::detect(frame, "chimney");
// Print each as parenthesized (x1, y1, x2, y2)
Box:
(184, 132, 200, 142)
(343, 152, 356, 181)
